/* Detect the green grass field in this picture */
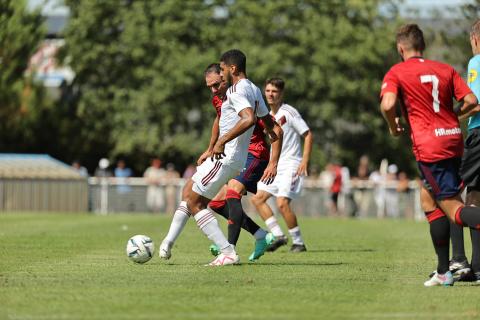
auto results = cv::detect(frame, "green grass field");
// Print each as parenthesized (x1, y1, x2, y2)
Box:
(1, 213, 479, 320)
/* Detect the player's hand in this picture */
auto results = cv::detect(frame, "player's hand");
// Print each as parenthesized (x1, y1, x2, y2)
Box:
(261, 163, 277, 185)
(389, 117, 405, 137)
(211, 141, 226, 160)
(197, 150, 212, 166)
(267, 129, 278, 143)
(296, 161, 308, 176)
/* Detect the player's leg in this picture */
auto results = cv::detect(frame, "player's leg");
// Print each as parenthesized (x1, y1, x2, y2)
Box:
(467, 189, 480, 282)
(276, 170, 306, 252)
(276, 196, 306, 252)
(188, 159, 239, 265)
(461, 129, 480, 281)
(251, 188, 288, 252)
(159, 179, 194, 259)
(419, 186, 453, 287)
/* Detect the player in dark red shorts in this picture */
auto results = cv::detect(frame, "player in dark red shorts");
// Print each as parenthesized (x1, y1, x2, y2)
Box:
(380, 24, 480, 286)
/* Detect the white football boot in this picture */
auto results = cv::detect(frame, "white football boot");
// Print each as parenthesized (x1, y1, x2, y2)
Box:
(206, 252, 240, 266)
(159, 241, 172, 260)
(424, 271, 454, 287)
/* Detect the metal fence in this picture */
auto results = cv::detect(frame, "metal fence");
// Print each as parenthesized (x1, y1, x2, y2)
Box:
(88, 177, 424, 220)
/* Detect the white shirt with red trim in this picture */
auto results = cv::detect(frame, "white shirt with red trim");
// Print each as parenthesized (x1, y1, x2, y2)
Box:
(272, 103, 309, 169)
(219, 78, 269, 171)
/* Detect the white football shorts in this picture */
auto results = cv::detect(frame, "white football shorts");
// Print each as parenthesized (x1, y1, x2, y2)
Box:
(192, 158, 239, 200)
(257, 166, 304, 199)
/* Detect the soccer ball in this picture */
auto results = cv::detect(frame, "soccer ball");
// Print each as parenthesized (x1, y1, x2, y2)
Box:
(126, 235, 154, 264)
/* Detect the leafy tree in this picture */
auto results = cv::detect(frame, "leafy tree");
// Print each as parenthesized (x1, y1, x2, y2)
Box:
(0, 0, 46, 151)
(60, 0, 411, 175)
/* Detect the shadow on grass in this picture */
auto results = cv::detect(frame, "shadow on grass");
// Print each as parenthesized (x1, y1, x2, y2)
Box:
(307, 248, 376, 253)
(155, 262, 347, 267)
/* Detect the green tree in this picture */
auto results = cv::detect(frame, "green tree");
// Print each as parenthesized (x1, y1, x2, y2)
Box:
(0, 0, 46, 151)
(61, 0, 409, 174)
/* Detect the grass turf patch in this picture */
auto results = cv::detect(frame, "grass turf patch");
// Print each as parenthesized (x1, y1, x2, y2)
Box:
(1, 213, 479, 319)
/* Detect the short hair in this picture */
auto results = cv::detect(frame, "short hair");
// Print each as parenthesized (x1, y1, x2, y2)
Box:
(204, 63, 221, 76)
(396, 24, 425, 52)
(265, 77, 285, 91)
(220, 49, 246, 73)
(471, 19, 480, 38)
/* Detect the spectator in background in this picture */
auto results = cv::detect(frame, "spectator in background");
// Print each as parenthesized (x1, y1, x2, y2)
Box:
(165, 163, 181, 214)
(72, 160, 88, 177)
(353, 155, 371, 217)
(144, 158, 166, 213)
(397, 171, 412, 219)
(182, 164, 196, 180)
(94, 158, 112, 177)
(327, 163, 343, 216)
(385, 164, 400, 218)
(114, 159, 132, 194)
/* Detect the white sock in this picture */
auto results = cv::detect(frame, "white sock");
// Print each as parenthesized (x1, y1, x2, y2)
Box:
(253, 228, 268, 240)
(194, 209, 234, 255)
(288, 226, 304, 245)
(163, 201, 190, 244)
(265, 216, 284, 237)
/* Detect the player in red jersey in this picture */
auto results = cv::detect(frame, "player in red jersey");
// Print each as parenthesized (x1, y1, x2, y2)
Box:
(160, 63, 283, 263)
(380, 24, 480, 286)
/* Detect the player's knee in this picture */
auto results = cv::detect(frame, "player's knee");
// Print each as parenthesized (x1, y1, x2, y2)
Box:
(276, 198, 290, 212)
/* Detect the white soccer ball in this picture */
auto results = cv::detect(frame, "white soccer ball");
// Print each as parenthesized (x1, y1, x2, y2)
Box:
(126, 235, 155, 264)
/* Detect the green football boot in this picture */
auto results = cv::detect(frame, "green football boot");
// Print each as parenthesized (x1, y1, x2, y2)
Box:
(209, 244, 220, 257)
(248, 232, 275, 262)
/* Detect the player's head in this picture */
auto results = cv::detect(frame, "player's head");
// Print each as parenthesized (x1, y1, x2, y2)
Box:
(204, 63, 228, 97)
(219, 49, 246, 85)
(264, 77, 284, 107)
(395, 24, 425, 61)
(470, 20, 480, 55)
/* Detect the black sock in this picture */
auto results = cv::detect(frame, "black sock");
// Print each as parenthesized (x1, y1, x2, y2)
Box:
(450, 221, 466, 261)
(226, 197, 245, 246)
(426, 210, 450, 274)
(458, 206, 480, 229)
(470, 228, 480, 272)
(210, 199, 259, 235)
(210, 201, 229, 220)
(242, 215, 260, 236)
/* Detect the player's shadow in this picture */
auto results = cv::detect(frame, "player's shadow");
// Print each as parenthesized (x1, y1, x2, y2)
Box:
(306, 248, 376, 253)
(249, 261, 347, 267)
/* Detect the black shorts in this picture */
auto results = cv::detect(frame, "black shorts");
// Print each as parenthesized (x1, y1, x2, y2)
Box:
(461, 128, 480, 191)
(417, 157, 463, 200)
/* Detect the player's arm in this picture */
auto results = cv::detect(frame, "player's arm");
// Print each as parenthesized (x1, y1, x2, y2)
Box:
(380, 92, 404, 137)
(260, 115, 283, 184)
(197, 114, 220, 165)
(297, 130, 313, 176)
(212, 107, 255, 160)
(457, 94, 480, 121)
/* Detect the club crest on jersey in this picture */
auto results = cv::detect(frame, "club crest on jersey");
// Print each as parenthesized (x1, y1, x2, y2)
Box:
(469, 69, 477, 83)
(278, 115, 287, 126)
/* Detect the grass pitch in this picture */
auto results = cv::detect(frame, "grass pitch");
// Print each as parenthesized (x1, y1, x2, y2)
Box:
(1, 213, 479, 320)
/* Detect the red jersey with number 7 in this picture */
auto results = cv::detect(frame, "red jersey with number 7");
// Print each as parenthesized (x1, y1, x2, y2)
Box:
(380, 57, 472, 162)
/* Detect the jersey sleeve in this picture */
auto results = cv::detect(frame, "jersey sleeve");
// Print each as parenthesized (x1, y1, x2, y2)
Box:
(380, 69, 399, 99)
(229, 91, 253, 114)
(453, 68, 472, 101)
(468, 57, 480, 98)
(255, 96, 269, 118)
(290, 112, 310, 136)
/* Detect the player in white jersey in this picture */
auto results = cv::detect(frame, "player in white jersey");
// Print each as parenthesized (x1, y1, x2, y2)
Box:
(185, 49, 278, 266)
(252, 78, 313, 253)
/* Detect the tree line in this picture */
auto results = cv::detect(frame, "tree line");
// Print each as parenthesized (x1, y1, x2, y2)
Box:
(1, 0, 477, 176)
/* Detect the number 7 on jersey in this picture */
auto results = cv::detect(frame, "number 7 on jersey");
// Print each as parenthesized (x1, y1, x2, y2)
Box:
(420, 75, 440, 113)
